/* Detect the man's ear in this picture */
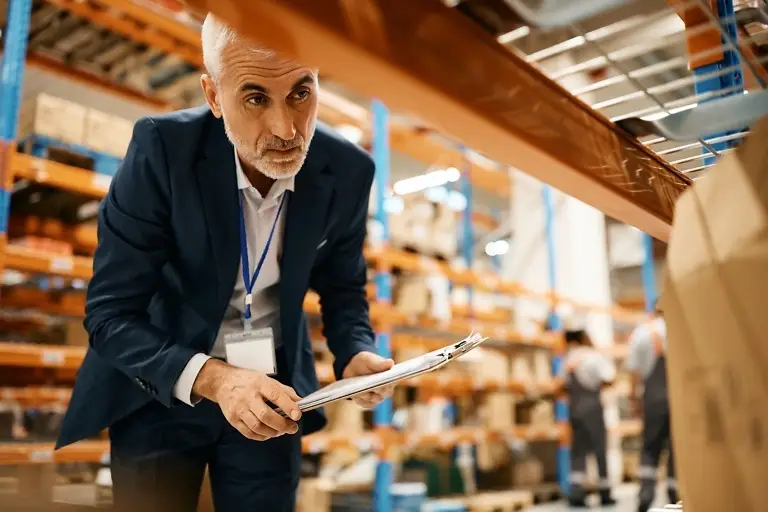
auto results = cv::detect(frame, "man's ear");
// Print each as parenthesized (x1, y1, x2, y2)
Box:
(201, 74, 222, 118)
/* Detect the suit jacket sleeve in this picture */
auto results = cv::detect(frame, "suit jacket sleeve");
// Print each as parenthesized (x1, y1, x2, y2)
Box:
(84, 118, 197, 407)
(310, 161, 377, 379)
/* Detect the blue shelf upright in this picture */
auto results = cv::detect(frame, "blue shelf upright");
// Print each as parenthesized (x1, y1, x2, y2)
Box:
(0, 0, 33, 253)
(693, 0, 745, 166)
(371, 99, 393, 512)
(542, 184, 569, 494)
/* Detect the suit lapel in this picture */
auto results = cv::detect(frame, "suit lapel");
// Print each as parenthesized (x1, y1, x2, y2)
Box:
(196, 116, 240, 316)
(281, 140, 333, 372)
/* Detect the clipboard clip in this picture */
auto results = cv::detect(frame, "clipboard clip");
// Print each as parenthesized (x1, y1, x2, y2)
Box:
(444, 332, 487, 361)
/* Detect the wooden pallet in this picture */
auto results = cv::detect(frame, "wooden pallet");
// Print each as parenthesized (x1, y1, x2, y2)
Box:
(526, 483, 562, 504)
(464, 490, 535, 512)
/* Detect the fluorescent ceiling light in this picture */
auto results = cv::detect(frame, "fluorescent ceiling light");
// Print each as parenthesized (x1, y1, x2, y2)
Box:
(446, 190, 467, 212)
(498, 26, 530, 45)
(485, 239, 509, 257)
(641, 102, 698, 122)
(393, 167, 461, 195)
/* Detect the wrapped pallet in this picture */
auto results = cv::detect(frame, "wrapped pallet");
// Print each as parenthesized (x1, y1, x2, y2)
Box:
(663, 118, 768, 512)
(18, 93, 87, 145)
(84, 109, 134, 157)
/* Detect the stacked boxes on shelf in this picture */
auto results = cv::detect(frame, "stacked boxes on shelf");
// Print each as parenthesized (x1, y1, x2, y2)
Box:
(17, 94, 134, 175)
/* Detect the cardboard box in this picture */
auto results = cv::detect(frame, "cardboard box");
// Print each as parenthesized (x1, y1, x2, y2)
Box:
(479, 392, 516, 431)
(84, 109, 134, 157)
(512, 459, 544, 487)
(664, 119, 768, 512)
(296, 478, 332, 512)
(394, 275, 431, 316)
(18, 94, 87, 145)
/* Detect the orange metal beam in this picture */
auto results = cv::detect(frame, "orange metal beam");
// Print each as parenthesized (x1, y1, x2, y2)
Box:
(667, 0, 724, 69)
(0, 286, 86, 317)
(27, 53, 171, 111)
(0, 440, 108, 465)
(12, 153, 110, 199)
(183, 0, 690, 241)
(46, 0, 203, 67)
(0, 342, 86, 370)
(1, 245, 93, 280)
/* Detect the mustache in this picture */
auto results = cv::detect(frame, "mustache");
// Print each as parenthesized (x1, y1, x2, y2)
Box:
(259, 136, 304, 153)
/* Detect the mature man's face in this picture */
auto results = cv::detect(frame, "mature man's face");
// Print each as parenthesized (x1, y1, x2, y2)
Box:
(202, 38, 319, 179)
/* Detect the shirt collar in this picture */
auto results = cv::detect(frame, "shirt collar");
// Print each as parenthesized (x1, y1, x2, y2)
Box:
(234, 147, 295, 199)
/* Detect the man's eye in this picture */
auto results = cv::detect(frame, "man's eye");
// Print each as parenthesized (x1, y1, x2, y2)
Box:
(247, 95, 268, 106)
(293, 90, 311, 102)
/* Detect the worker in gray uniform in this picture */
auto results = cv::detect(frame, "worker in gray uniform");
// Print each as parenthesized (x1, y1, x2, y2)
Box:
(626, 306, 677, 512)
(563, 329, 617, 508)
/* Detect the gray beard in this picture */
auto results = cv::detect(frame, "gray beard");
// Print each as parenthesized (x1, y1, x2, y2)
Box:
(222, 116, 316, 180)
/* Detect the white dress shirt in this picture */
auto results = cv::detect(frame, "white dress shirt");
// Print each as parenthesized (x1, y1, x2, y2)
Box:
(173, 148, 295, 406)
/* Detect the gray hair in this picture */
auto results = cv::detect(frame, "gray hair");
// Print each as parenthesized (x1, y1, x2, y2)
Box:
(201, 14, 273, 79)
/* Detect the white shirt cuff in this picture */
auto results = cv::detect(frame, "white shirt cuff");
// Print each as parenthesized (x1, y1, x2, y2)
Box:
(173, 353, 212, 406)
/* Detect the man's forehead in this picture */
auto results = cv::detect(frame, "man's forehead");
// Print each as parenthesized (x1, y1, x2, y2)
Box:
(220, 39, 316, 82)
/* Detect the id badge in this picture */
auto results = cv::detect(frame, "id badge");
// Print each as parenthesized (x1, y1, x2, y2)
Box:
(223, 327, 277, 375)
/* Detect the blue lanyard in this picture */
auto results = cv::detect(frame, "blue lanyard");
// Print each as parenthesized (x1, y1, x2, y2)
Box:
(238, 191, 288, 322)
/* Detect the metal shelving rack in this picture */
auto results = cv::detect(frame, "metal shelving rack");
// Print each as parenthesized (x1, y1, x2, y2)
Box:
(2, 0, 760, 509)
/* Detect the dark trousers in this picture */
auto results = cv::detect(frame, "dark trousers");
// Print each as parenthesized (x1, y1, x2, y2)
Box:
(570, 412, 610, 500)
(639, 401, 677, 507)
(109, 399, 302, 512)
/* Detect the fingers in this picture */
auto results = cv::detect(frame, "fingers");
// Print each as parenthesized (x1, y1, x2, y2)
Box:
(281, 383, 302, 402)
(233, 419, 270, 442)
(251, 401, 299, 435)
(241, 410, 280, 438)
(367, 356, 395, 373)
(260, 380, 302, 422)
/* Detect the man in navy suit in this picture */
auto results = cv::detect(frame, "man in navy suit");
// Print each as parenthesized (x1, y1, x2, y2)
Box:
(56, 13, 394, 511)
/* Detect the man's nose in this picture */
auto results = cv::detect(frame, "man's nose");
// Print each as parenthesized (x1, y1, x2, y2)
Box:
(265, 104, 296, 141)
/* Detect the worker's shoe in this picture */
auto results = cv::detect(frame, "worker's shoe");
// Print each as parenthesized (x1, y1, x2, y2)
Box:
(567, 497, 589, 508)
(638, 501, 653, 512)
(600, 489, 617, 506)
(668, 489, 679, 505)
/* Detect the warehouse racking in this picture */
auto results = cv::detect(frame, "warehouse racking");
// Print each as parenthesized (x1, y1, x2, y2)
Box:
(0, 0, 764, 510)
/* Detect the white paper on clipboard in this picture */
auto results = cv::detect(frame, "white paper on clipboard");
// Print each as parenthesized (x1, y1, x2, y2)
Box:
(280, 332, 486, 416)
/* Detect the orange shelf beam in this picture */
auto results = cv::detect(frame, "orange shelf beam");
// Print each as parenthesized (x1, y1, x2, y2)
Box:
(12, 153, 110, 199)
(2, 245, 92, 280)
(0, 440, 108, 465)
(0, 387, 72, 407)
(46, 0, 202, 67)
(0, 343, 86, 370)
(0, 287, 86, 317)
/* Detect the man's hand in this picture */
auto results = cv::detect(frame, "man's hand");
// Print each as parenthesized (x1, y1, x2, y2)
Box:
(192, 359, 302, 441)
(342, 351, 395, 409)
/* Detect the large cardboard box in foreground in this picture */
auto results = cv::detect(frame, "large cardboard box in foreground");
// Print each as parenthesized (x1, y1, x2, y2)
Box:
(664, 118, 768, 512)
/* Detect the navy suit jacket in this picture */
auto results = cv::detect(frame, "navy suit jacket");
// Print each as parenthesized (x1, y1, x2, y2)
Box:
(56, 106, 377, 448)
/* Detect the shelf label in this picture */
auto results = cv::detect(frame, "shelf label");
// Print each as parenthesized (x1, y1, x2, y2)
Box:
(92, 174, 112, 192)
(29, 450, 54, 463)
(41, 350, 65, 366)
(50, 257, 74, 273)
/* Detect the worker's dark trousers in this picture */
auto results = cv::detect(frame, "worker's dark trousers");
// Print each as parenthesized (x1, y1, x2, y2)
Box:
(570, 412, 611, 501)
(568, 375, 610, 502)
(638, 356, 677, 509)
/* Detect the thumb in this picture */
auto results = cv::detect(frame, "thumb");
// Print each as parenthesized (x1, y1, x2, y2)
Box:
(366, 353, 394, 372)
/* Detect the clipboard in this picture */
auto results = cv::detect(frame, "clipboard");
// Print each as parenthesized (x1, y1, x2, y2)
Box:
(282, 332, 487, 416)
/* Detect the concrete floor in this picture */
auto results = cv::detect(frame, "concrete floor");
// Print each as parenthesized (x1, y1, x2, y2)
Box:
(529, 484, 673, 512)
